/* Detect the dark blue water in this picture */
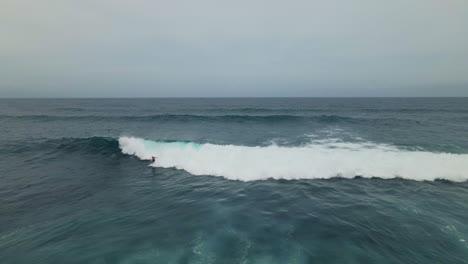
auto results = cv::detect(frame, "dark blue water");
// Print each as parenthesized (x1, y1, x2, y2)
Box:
(1, 98, 467, 263)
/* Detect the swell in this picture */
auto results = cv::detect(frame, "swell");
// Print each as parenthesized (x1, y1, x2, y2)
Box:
(214, 107, 468, 114)
(0, 114, 423, 125)
(119, 137, 468, 182)
(360, 108, 468, 114)
(1, 137, 121, 156)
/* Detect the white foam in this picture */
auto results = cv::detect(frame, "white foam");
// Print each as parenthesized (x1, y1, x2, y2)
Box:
(118, 136, 468, 182)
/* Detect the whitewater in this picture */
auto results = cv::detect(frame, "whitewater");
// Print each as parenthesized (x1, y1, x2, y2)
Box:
(119, 136, 468, 182)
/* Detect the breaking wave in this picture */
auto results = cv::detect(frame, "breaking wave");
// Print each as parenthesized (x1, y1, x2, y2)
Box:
(118, 137, 468, 182)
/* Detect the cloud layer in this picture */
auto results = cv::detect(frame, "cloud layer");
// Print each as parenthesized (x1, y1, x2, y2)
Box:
(1, 0, 468, 97)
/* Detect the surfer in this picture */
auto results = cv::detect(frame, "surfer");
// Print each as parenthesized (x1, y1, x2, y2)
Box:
(152, 156, 157, 163)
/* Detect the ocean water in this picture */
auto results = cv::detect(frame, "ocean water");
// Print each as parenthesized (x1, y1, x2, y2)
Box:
(1, 98, 467, 263)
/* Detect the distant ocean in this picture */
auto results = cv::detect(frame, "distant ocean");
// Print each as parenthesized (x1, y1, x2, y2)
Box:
(1, 98, 467, 263)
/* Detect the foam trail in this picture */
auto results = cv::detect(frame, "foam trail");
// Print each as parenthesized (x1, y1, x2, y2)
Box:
(119, 137, 468, 182)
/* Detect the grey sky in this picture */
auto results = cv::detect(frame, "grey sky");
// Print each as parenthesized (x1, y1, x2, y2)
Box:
(1, 0, 467, 97)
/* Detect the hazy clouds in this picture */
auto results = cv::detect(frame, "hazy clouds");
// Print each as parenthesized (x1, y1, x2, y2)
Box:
(1, 0, 467, 97)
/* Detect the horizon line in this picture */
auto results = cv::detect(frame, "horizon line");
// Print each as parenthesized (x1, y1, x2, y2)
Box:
(1, 96, 468, 99)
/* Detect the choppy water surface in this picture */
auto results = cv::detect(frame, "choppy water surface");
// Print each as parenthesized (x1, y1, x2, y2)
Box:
(1, 98, 467, 263)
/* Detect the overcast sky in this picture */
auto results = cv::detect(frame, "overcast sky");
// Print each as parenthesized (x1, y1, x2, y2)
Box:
(1, 0, 467, 97)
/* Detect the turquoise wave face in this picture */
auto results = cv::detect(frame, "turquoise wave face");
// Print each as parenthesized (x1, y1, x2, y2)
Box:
(143, 139, 204, 151)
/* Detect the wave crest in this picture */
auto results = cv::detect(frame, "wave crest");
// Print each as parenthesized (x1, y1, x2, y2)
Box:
(118, 137, 468, 182)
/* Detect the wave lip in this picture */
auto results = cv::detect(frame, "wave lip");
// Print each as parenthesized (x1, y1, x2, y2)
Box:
(118, 137, 468, 182)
